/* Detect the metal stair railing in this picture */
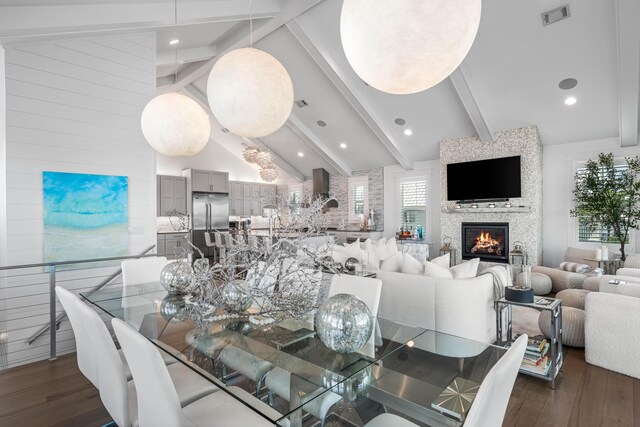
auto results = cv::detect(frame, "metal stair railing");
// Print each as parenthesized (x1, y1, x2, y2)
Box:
(0, 244, 157, 362)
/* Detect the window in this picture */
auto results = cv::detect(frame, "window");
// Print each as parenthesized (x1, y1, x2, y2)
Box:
(575, 163, 630, 243)
(289, 184, 302, 217)
(399, 177, 427, 231)
(348, 176, 369, 221)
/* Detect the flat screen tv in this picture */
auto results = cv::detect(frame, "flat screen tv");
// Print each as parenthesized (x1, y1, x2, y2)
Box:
(447, 156, 521, 201)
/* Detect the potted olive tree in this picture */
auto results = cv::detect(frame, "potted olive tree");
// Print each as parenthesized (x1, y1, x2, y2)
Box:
(570, 153, 640, 261)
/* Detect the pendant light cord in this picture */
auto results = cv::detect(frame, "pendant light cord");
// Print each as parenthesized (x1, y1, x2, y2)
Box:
(174, 0, 178, 90)
(249, 0, 253, 47)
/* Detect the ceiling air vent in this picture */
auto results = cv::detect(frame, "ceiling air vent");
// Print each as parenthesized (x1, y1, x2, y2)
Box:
(541, 5, 570, 26)
(294, 99, 309, 108)
(221, 128, 229, 133)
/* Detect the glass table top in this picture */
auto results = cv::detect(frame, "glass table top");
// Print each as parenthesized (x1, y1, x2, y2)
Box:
(81, 282, 427, 423)
(276, 330, 507, 427)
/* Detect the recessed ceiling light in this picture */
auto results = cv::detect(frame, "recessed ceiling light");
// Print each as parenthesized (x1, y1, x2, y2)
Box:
(340, 143, 347, 149)
(297, 152, 304, 157)
(394, 118, 406, 126)
(404, 129, 413, 136)
(317, 120, 327, 127)
(564, 96, 577, 106)
(169, 39, 180, 45)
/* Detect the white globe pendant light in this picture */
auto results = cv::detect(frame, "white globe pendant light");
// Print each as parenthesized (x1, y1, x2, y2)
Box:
(141, 92, 211, 157)
(207, 47, 294, 138)
(340, 0, 482, 95)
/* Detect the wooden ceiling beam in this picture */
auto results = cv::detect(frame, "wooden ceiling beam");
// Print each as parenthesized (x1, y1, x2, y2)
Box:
(285, 19, 413, 170)
(615, 0, 640, 147)
(449, 64, 494, 143)
(160, 0, 324, 93)
(286, 115, 352, 177)
(0, 0, 282, 43)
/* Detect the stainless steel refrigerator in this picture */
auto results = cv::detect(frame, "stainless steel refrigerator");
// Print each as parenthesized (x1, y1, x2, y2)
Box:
(191, 192, 228, 258)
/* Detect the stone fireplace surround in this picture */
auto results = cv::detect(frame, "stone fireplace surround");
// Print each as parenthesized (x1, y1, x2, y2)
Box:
(440, 126, 543, 267)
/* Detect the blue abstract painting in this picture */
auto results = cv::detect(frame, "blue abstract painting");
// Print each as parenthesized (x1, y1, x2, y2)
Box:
(43, 172, 129, 270)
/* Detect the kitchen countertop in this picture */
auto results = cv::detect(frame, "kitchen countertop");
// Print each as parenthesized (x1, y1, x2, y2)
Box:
(157, 230, 189, 235)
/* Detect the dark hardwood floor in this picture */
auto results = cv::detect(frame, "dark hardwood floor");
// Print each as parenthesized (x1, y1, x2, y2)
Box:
(1, 348, 638, 427)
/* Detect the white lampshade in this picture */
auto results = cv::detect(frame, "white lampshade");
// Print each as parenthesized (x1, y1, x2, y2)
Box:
(141, 92, 211, 156)
(340, 0, 482, 95)
(259, 164, 278, 182)
(207, 47, 294, 138)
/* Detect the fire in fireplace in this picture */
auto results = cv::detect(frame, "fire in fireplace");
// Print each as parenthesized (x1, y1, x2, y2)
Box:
(461, 222, 509, 263)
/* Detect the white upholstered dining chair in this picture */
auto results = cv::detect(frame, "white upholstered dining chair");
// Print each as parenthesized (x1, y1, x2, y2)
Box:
(112, 318, 276, 427)
(121, 256, 168, 286)
(75, 298, 218, 427)
(363, 333, 528, 427)
(327, 274, 382, 316)
(55, 286, 99, 388)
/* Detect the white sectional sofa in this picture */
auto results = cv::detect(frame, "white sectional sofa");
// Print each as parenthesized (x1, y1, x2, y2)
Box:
(375, 270, 496, 344)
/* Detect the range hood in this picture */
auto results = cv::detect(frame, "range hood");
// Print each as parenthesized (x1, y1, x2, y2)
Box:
(312, 168, 338, 208)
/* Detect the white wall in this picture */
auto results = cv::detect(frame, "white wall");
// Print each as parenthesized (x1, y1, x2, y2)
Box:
(0, 33, 157, 367)
(384, 160, 440, 255)
(156, 137, 266, 182)
(542, 136, 640, 266)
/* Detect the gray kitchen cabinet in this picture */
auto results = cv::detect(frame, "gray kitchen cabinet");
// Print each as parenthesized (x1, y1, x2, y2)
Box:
(156, 234, 166, 255)
(185, 169, 229, 193)
(157, 233, 187, 258)
(229, 181, 244, 215)
(242, 183, 253, 215)
(157, 175, 187, 216)
(164, 233, 186, 258)
(250, 183, 262, 215)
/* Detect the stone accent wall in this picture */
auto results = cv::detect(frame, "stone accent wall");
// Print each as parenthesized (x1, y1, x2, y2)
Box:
(290, 168, 384, 229)
(440, 126, 543, 266)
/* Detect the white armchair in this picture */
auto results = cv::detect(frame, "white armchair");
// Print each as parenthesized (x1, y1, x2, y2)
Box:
(616, 253, 640, 278)
(585, 279, 640, 379)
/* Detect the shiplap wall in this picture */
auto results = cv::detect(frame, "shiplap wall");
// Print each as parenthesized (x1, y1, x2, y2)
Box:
(0, 33, 157, 368)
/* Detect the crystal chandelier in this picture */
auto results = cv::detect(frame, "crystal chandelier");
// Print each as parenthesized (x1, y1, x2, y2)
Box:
(259, 164, 278, 182)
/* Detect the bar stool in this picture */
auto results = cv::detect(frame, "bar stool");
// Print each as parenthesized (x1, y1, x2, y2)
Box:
(204, 232, 216, 262)
(214, 232, 226, 262)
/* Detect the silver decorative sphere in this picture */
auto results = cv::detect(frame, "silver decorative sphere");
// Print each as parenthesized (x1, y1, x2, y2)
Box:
(344, 257, 360, 272)
(160, 294, 191, 323)
(315, 293, 373, 353)
(221, 281, 252, 314)
(160, 260, 193, 294)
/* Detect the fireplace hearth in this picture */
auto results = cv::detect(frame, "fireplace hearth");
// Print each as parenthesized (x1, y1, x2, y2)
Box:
(461, 222, 509, 263)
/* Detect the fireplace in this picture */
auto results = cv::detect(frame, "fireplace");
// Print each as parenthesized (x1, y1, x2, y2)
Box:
(461, 222, 509, 263)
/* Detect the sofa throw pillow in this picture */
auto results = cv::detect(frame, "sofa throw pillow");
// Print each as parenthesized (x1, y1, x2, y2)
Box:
(362, 246, 381, 270)
(429, 252, 450, 268)
(386, 238, 399, 257)
(423, 260, 453, 279)
(559, 262, 591, 274)
(380, 251, 403, 272)
(341, 239, 362, 259)
(450, 258, 480, 279)
(331, 249, 348, 266)
(401, 252, 424, 275)
(423, 257, 480, 279)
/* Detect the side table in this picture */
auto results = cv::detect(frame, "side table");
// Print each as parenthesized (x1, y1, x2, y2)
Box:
(495, 296, 563, 388)
(583, 257, 623, 275)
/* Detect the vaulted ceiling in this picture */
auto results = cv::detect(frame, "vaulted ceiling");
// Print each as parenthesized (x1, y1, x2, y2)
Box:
(1, 0, 638, 182)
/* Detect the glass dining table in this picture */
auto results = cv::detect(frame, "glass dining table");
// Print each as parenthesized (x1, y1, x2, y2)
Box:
(81, 282, 506, 427)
